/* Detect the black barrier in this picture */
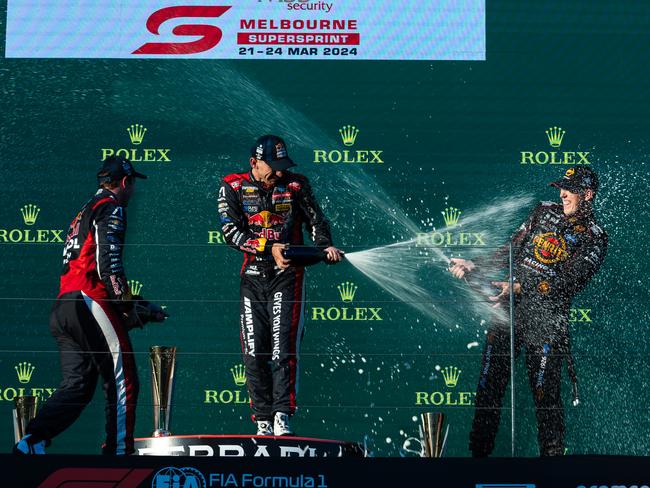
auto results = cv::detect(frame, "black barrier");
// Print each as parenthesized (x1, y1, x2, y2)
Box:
(2, 455, 650, 488)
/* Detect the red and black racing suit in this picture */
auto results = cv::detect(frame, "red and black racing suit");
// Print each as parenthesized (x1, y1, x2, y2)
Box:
(219, 170, 332, 421)
(469, 201, 607, 456)
(26, 189, 139, 455)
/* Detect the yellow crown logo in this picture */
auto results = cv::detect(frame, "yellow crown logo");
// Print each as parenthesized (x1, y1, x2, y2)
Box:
(339, 125, 359, 147)
(20, 204, 41, 226)
(231, 364, 246, 386)
(545, 126, 565, 148)
(127, 124, 147, 145)
(337, 281, 358, 303)
(442, 207, 461, 227)
(128, 280, 144, 296)
(15, 362, 35, 384)
(441, 366, 461, 388)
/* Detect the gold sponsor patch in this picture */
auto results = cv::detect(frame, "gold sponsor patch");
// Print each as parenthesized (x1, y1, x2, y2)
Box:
(275, 203, 291, 212)
(538, 281, 551, 295)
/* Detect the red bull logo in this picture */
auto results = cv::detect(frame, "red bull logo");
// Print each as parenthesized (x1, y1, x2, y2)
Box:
(248, 210, 284, 228)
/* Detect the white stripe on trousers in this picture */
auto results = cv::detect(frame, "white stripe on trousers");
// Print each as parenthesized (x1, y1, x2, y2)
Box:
(81, 292, 128, 455)
(294, 276, 306, 397)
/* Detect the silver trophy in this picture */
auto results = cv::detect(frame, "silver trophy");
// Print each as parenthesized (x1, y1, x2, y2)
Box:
(149, 346, 177, 437)
(13, 396, 38, 443)
(419, 412, 447, 457)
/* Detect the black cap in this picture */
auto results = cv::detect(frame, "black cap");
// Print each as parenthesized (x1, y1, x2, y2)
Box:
(251, 135, 296, 171)
(97, 155, 147, 183)
(550, 167, 599, 194)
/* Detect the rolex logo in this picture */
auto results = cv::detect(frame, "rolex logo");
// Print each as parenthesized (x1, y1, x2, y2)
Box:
(101, 124, 171, 163)
(312, 282, 382, 321)
(339, 125, 359, 147)
(230, 364, 246, 387)
(441, 366, 461, 388)
(520, 126, 589, 166)
(314, 126, 383, 164)
(127, 124, 147, 145)
(15, 362, 35, 384)
(128, 280, 143, 296)
(0, 205, 64, 244)
(20, 204, 40, 226)
(545, 126, 565, 148)
(337, 281, 358, 303)
(442, 207, 461, 227)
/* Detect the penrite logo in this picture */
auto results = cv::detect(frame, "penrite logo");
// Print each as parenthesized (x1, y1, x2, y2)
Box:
(134, 6, 232, 55)
(37, 468, 153, 488)
(533, 232, 569, 264)
(520, 126, 591, 166)
(416, 207, 486, 247)
(415, 364, 475, 406)
(100, 124, 172, 163)
(311, 281, 382, 321)
(204, 363, 250, 404)
(0, 362, 56, 402)
(0, 204, 64, 244)
(152, 467, 206, 488)
(313, 125, 384, 164)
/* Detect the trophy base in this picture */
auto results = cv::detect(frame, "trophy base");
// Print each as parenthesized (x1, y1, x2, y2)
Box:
(134, 434, 365, 458)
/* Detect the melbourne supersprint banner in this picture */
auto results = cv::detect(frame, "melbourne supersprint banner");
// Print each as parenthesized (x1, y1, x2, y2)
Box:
(5, 0, 485, 60)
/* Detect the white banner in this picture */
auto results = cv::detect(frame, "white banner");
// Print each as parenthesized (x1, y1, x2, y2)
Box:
(5, 0, 485, 60)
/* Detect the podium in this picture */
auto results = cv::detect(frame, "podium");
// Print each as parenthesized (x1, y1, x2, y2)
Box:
(134, 435, 366, 457)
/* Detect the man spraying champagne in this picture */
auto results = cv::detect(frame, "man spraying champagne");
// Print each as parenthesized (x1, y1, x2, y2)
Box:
(449, 167, 607, 457)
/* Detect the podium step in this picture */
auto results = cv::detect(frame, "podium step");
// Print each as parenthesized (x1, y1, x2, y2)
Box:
(134, 434, 366, 457)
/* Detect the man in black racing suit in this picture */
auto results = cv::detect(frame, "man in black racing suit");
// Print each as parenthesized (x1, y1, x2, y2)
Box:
(13, 156, 167, 456)
(219, 135, 343, 436)
(449, 167, 607, 456)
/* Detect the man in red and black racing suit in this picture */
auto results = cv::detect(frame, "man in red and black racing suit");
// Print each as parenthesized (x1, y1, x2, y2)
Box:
(13, 156, 167, 456)
(219, 135, 343, 436)
(449, 167, 607, 456)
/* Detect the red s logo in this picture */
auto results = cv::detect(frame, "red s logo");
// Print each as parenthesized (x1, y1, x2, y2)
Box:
(133, 6, 231, 55)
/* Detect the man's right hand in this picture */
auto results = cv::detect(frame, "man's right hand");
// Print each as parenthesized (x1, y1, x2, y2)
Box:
(448, 258, 476, 279)
(272, 243, 291, 270)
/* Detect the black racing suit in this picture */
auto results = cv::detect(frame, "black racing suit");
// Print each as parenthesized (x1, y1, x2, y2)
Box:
(219, 170, 333, 421)
(469, 201, 607, 456)
(26, 189, 139, 455)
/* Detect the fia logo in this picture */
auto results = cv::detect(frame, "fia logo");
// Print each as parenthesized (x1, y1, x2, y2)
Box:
(152, 467, 206, 488)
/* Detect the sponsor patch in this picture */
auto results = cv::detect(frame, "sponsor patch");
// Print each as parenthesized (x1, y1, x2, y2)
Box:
(275, 203, 291, 212)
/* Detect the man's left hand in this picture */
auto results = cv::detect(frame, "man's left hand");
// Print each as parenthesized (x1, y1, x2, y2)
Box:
(324, 246, 344, 263)
(489, 281, 521, 308)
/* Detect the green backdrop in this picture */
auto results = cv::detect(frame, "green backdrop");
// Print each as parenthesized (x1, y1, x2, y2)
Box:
(1, 0, 649, 456)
